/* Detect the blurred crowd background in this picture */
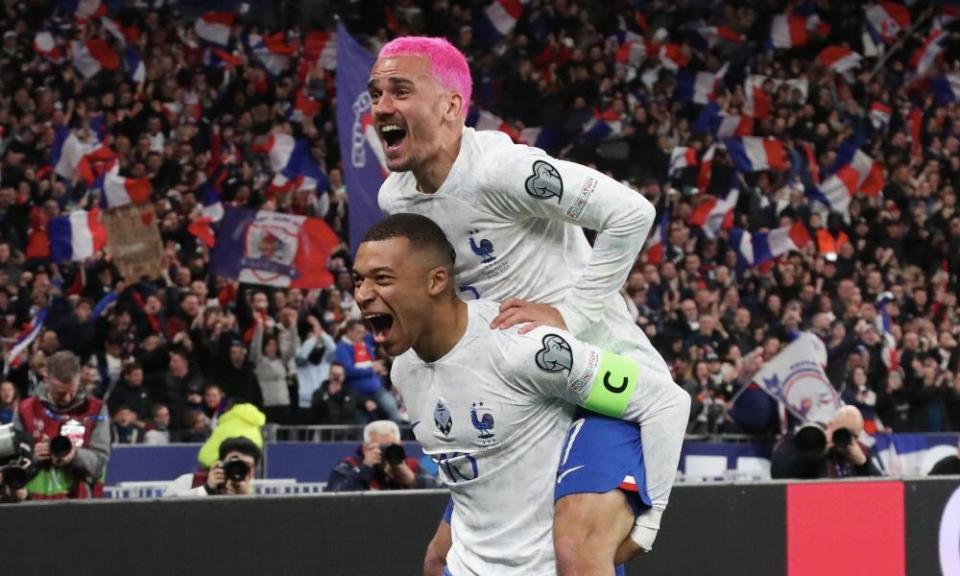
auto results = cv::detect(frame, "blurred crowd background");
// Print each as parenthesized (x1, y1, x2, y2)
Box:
(1, 0, 959, 450)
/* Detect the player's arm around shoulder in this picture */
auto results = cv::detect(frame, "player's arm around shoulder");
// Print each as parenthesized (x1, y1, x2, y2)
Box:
(479, 142, 656, 235)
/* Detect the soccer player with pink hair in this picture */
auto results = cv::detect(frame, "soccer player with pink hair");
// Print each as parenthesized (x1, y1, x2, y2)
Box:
(368, 36, 689, 576)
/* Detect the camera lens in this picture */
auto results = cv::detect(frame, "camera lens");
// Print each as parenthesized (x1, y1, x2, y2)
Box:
(223, 458, 250, 482)
(49, 435, 73, 458)
(832, 427, 853, 447)
(1, 465, 27, 490)
(382, 444, 406, 466)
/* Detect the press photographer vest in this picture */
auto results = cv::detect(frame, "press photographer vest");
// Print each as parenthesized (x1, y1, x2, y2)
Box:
(19, 396, 105, 500)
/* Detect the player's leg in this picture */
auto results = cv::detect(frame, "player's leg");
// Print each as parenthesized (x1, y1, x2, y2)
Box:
(554, 491, 634, 575)
(554, 414, 652, 575)
(424, 500, 453, 576)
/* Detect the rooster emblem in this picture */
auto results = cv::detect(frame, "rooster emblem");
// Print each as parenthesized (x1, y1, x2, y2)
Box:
(470, 402, 495, 440)
(468, 231, 495, 264)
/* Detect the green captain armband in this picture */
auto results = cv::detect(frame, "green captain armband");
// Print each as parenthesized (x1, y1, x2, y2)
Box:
(583, 351, 639, 417)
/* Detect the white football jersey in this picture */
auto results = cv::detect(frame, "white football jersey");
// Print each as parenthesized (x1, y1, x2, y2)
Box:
(393, 300, 645, 576)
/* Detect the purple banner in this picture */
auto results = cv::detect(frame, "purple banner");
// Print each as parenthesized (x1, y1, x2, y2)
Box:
(335, 23, 386, 251)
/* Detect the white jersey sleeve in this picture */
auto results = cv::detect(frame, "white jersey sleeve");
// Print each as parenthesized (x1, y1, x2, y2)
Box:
(479, 146, 656, 336)
(495, 324, 672, 426)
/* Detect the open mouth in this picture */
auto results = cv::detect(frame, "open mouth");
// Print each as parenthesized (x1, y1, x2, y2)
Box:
(364, 312, 395, 343)
(379, 124, 407, 151)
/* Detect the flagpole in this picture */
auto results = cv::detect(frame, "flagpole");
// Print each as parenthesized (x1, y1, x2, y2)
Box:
(867, 6, 934, 81)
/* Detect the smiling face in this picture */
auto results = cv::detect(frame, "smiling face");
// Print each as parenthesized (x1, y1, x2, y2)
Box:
(368, 55, 460, 173)
(353, 237, 448, 357)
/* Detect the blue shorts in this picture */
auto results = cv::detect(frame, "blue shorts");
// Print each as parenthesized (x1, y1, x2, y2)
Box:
(555, 411, 652, 516)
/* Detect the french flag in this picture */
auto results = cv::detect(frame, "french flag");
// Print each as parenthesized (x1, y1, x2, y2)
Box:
(518, 126, 557, 151)
(875, 294, 899, 371)
(688, 188, 739, 238)
(616, 36, 655, 68)
(71, 39, 119, 80)
(669, 146, 698, 177)
(870, 102, 892, 130)
(811, 150, 884, 216)
(933, 74, 960, 104)
(51, 128, 98, 180)
(49, 209, 107, 263)
(470, 109, 522, 142)
(744, 82, 772, 120)
(260, 133, 327, 193)
(248, 32, 296, 76)
(865, 2, 911, 44)
(769, 13, 829, 49)
(674, 70, 716, 104)
(658, 43, 689, 71)
(723, 137, 788, 173)
(60, 0, 106, 20)
(697, 143, 718, 193)
(579, 109, 623, 142)
(195, 11, 235, 47)
(188, 170, 226, 248)
(33, 31, 63, 63)
(101, 16, 141, 48)
(912, 28, 945, 76)
(2, 309, 47, 376)
(816, 45, 862, 73)
(76, 145, 116, 186)
(124, 46, 145, 84)
(694, 102, 751, 137)
(729, 221, 812, 269)
(483, 0, 523, 38)
(99, 162, 152, 207)
(291, 89, 322, 122)
(696, 25, 744, 49)
(646, 204, 671, 265)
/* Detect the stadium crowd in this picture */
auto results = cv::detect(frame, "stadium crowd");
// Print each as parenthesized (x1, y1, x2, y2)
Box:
(0, 0, 959, 448)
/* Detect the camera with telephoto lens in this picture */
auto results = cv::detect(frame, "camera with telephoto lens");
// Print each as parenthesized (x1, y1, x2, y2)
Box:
(381, 443, 406, 467)
(221, 456, 251, 482)
(0, 424, 34, 492)
(49, 435, 74, 459)
(831, 427, 854, 448)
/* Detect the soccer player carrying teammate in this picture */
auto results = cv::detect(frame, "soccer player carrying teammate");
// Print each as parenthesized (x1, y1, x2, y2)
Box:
(355, 213, 672, 575)
(368, 37, 689, 575)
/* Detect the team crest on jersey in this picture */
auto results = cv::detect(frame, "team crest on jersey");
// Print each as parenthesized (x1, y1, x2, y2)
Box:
(434, 399, 453, 436)
(525, 160, 563, 202)
(470, 402, 495, 441)
(536, 334, 573, 373)
(468, 230, 495, 264)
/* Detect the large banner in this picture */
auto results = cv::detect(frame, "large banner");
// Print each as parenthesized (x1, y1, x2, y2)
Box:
(102, 205, 165, 281)
(335, 22, 386, 251)
(209, 207, 339, 288)
(753, 332, 841, 423)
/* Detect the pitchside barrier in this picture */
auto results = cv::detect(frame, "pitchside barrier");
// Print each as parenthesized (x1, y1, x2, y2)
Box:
(2, 478, 958, 576)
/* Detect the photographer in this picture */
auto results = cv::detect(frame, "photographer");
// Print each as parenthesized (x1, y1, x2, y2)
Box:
(0, 424, 33, 503)
(165, 436, 262, 496)
(13, 351, 111, 499)
(771, 406, 883, 479)
(326, 420, 436, 492)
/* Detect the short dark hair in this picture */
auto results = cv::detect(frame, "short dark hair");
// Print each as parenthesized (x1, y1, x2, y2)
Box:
(361, 213, 455, 268)
(218, 436, 262, 465)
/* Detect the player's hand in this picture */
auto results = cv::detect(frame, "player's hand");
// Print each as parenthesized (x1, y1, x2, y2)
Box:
(490, 298, 566, 335)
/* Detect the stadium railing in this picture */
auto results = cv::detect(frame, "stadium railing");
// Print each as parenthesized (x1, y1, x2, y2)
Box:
(102, 479, 328, 499)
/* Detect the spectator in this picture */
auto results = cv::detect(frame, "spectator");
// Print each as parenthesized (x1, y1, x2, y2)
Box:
(335, 319, 401, 425)
(201, 384, 231, 428)
(295, 315, 337, 418)
(250, 310, 299, 424)
(326, 420, 436, 492)
(144, 404, 172, 445)
(108, 363, 151, 423)
(146, 348, 202, 432)
(13, 351, 110, 499)
(310, 363, 356, 425)
(216, 338, 264, 408)
(771, 406, 882, 480)
(876, 370, 911, 433)
(53, 298, 96, 360)
(111, 406, 144, 445)
(0, 380, 19, 424)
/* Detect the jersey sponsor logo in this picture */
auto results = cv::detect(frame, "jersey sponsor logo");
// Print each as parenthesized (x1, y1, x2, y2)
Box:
(535, 334, 573, 373)
(565, 176, 596, 221)
(470, 401, 495, 441)
(525, 160, 563, 202)
(434, 399, 453, 436)
(468, 230, 496, 263)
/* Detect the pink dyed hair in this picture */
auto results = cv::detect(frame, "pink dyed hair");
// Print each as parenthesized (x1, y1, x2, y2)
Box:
(379, 36, 472, 117)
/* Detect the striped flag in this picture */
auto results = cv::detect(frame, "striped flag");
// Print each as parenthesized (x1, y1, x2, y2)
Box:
(2, 309, 47, 376)
(869, 102, 892, 130)
(669, 147, 698, 177)
(769, 13, 830, 49)
(71, 38, 120, 80)
(33, 31, 63, 63)
(865, 2, 911, 44)
(932, 74, 960, 104)
(911, 28, 945, 76)
(723, 137, 788, 173)
(99, 162, 152, 208)
(816, 46, 862, 73)
(875, 294, 900, 371)
(729, 222, 812, 269)
(645, 202, 671, 265)
(688, 188, 739, 238)
(195, 11, 235, 46)
(673, 70, 716, 104)
(49, 209, 107, 263)
(482, 0, 522, 39)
